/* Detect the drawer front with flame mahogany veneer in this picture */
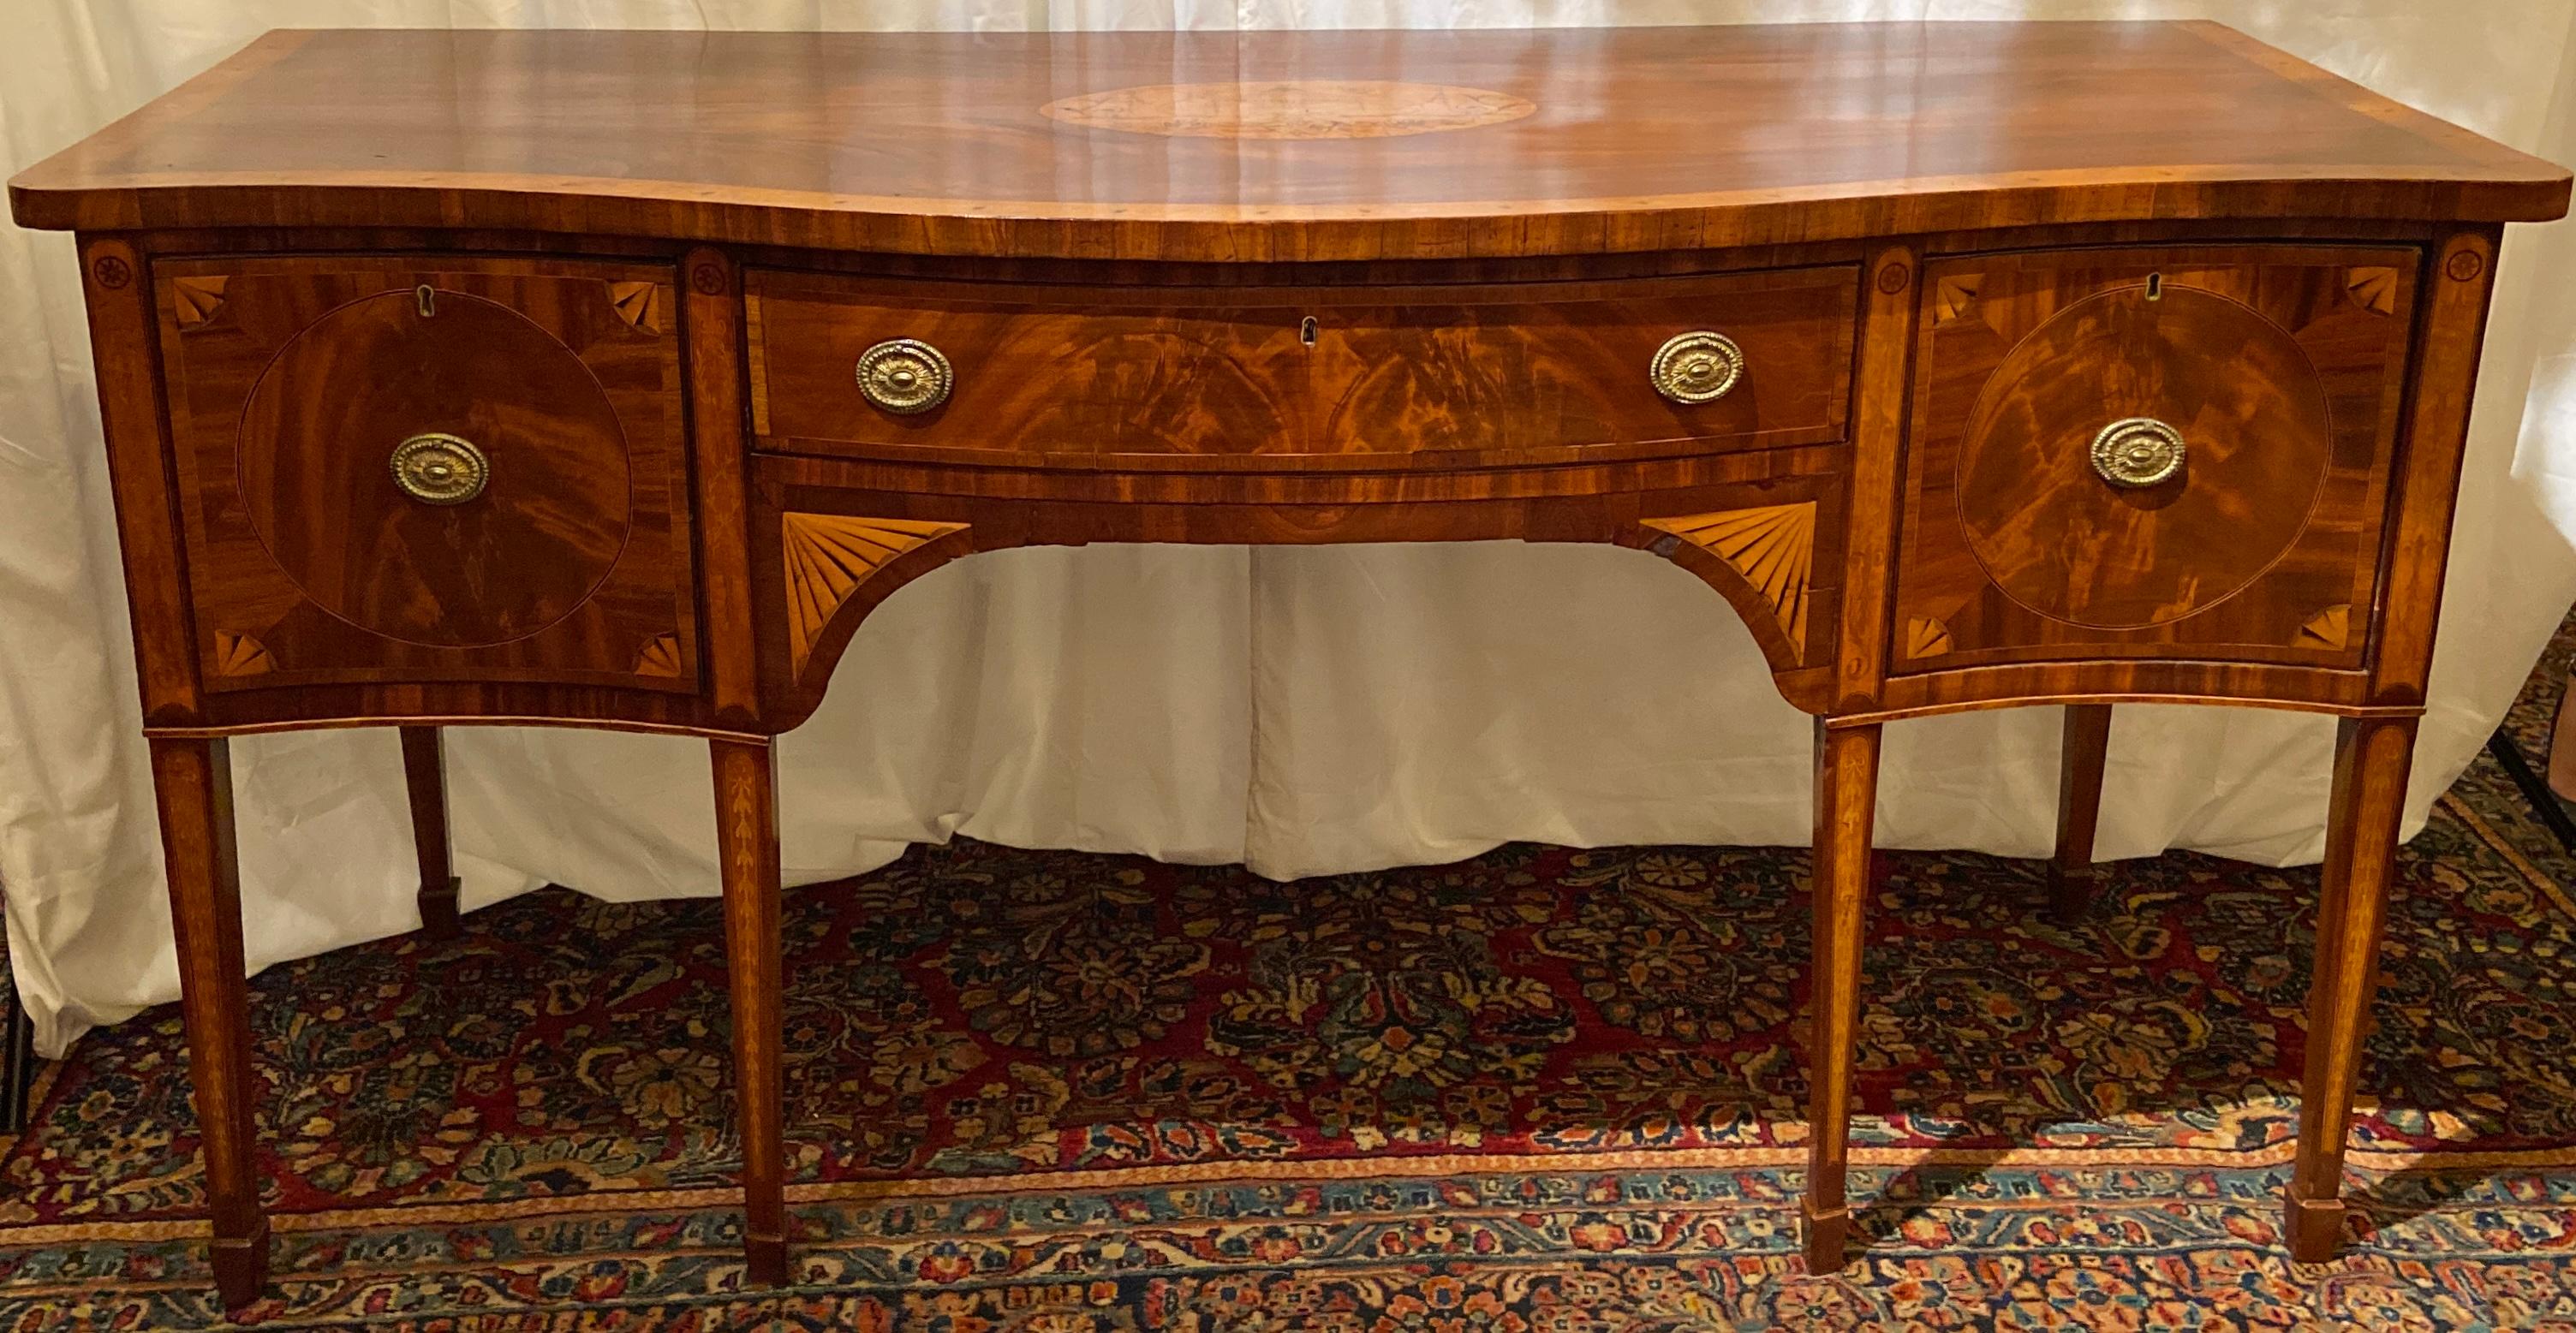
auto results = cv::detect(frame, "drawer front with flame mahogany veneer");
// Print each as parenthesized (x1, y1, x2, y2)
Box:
(747, 265, 1860, 467)
(11, 21, 2567, 1313)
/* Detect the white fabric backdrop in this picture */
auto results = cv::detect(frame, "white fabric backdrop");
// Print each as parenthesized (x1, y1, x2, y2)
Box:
(4, 0, 2573, 1058)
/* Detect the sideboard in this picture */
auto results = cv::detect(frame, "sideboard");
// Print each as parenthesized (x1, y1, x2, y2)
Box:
(10, 22, 2567, 1311)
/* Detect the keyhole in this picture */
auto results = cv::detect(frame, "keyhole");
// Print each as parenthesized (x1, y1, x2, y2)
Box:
(2145, 272, 2164, 301)
(1300, 316, 1318, 348)
(416, 284, 437, 318)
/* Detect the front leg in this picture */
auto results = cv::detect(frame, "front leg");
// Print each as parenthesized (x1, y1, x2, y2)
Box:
(2285, 714, 2416, 1261)
(1803, 718, 1881, 1272)
(148, 736, 270, 1311)
(711, 737, 790, 1285)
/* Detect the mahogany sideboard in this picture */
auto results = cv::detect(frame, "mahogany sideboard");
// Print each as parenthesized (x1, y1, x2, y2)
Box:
(11, 22, 2569, 1311)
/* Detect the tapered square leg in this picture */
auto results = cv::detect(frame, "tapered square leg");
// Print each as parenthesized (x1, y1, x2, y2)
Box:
(399, 727, 462, 939)
(1, 954, 33, 1137)
(2046, 705, 2114, 924)
(2286, 714, 2416, 1262)
(1800, 1194, 1850, 1272)
(711, 738, 790, 1287)
(2283, 1184, 2350, 1262)
(148, 736, 270, 1311)
(1802, 719, 1880, 1273)
(209, 1224, 271, 1312)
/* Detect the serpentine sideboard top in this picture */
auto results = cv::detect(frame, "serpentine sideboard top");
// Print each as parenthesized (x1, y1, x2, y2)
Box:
(12, 23, 2567, 259)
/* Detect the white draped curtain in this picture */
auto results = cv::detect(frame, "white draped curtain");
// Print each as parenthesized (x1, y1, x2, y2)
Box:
(4, 0, 2573, 1056)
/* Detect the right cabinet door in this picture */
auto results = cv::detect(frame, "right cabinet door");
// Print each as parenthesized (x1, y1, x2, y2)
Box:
(1892, 246, 2419, 675)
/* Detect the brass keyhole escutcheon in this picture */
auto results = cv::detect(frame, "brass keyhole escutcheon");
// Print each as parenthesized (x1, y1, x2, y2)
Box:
(2090, 417, 2186, 489)
(856, 337, 954, 414)
(1649, 331, 1745, 405)
(389, 432, 489, 505)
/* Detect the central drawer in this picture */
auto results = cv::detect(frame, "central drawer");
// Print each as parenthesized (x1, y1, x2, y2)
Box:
(746, 266, 1859, 468)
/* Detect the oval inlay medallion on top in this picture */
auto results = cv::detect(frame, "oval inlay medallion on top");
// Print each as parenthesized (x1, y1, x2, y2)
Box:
(1953, 284, 2332, 632)
(1041, 80, 1535, 140)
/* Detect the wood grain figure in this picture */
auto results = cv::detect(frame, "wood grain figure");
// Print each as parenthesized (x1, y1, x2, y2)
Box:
(2286, 714, 2417, 1259)
(146, 736, 267, 1308)
(1804, 719, 1881, 1272)
(13, 21, 2564, 1306)
(1641, 503, 1818, 654)
(710, 737, 790, 1286)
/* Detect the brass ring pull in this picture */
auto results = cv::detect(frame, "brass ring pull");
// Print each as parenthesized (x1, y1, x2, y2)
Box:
(2090, 417, 2187, 488)
(1649, 331, 1745, 405)
(856, 337, 953, 414)
(389, 432, 489, 505)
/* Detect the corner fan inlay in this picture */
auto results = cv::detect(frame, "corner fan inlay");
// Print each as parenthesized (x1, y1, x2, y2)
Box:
(634, 633, 683, 677)
(1641, 502, 1816, 658)
(608, 281, 665, 334)
(212, 629, 273, 676)
(1934, 276, 1982, 325)
(172, 276, 228, 330)
(2346, 268, 2400, 315)
(782, 513, 969, 674)
(2298, 604, 2352, 651)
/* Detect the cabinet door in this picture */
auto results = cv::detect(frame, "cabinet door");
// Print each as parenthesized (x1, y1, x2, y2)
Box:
(1892, 246, 2417, 675)
(157, 257, 697, 693)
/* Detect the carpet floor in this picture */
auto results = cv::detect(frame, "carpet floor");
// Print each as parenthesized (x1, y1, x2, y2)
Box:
(9, 634, 2576, 1329)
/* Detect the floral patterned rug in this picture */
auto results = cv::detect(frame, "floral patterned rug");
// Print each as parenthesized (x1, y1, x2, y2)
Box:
(7, 636, 2576, 1328)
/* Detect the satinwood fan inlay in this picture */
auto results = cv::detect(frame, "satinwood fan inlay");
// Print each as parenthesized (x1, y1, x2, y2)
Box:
(171, 276, 229, 330)
(1934, 276, 1982, 324)
(212, 629, 275, 676)
(2346, 268, 2400, 315)
(781, 513, 969, 674)
(1641, 502, 1817, 657)
(609, 281, 665, 334)
(635, 633, 683, 677)
(2297, 604, 2352, 651)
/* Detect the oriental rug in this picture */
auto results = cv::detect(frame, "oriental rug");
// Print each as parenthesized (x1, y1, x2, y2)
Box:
(6, 635, 2576, 1328)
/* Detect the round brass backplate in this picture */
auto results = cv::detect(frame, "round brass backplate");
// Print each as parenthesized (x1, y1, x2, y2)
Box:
(1649, 331, 1745, 405)
(388, 432, 489, 505)
(2090, 417, 2187, 488)
(856, 338, 954, 414)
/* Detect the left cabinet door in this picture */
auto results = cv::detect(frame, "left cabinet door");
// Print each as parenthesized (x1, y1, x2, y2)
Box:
(157, 257, 698, 693)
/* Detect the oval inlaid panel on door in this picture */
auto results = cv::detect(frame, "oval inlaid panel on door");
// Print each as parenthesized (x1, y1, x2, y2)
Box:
(154, 256, 698, 693)
(236, 289, 635, 649)
(1954, 284, 2332, 631)
(1891, 245, 2418, 674)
